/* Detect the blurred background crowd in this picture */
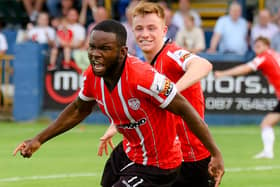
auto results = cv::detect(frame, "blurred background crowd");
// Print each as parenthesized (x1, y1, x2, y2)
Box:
(0, 0, 280, 71)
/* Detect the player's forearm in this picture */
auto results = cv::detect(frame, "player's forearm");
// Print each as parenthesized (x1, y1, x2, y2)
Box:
(103, 123, 118, 139)
(34, 100, 91, 144)
(183, 113, 221, 157)
(218, 64, 252, 77)
(167, 94, 222, 156)
(180, 104, 221, 156)
(176, 58, 212, 92)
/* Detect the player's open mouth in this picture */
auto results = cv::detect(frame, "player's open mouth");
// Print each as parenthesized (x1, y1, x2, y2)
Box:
(93, 61, 105, 70)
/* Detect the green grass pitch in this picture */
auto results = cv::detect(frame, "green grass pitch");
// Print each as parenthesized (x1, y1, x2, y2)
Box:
(0, 122, 280, 187)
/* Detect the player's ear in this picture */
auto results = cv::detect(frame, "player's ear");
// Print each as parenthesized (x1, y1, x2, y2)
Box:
(120, 46, 128, 58)
(163, 25, 168, 35)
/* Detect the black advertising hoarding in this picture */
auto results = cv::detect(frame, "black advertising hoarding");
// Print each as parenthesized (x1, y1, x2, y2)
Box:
(202, 62, 278, 114)
(43, 62, 278, 114)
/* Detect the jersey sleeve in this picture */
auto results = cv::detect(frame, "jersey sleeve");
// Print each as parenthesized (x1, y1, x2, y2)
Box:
(247, 56, 266, 71)
(136, 65, 177, 108)
(166, 49, 196, 71)
(79, 67, 96, 101)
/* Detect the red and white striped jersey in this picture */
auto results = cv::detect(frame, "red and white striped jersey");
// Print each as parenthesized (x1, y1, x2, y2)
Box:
(79, 55, 182, 169)
(248, 49, 280, 99)
(151, 42, 210, 162)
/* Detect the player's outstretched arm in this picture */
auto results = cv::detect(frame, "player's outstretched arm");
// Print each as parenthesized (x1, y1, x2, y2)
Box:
(214, 64, 253, 78)
(176, 56, 212, 92)
(166, 93, 224, 186)
(13, 98, 96, 158)
(98, 123, 117, 157)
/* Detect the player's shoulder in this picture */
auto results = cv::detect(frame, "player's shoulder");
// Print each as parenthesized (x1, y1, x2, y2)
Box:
(83, 65, 93, 76)
(165, 43, 192, 61)
(126, 55, 158, 84)
(126, 54, 154, 73)
(82, 65, 97, 84)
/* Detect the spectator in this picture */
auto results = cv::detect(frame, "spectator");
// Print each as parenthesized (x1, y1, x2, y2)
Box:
(46, 0, 76, 18)
(266, 0, 280, 23)
(271, 17, 280, 52)
(49, 8, 85, 72)
(159, 1, 178, 41)
(175, 13, 205, 53)
(0, 21, 8, 55)
(172, 0, 201, 30)
(79, 0, 97, 27)
(26, 12, 56, 45)
(0, 32, 8, 56)
(111, 0, 130, 21)
(48, 18, 70, 71)
(21, 0, 45, 22)
(122, 1, 139, 55)
(87, 6, 109, 31)
(67, 9, 86, 50)
(207, 2, 248, 55)
(251, 9, 279, 44)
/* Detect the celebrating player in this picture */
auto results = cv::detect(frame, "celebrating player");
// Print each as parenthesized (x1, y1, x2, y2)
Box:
(14, 20, 223, 187)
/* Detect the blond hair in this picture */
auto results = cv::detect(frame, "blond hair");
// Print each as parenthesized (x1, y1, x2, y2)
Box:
(132, 1, 165, 20)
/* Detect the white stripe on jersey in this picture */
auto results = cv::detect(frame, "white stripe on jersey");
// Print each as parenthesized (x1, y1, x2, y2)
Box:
(167, 51, 196, 71)
(118, 79, 148, 165)
(167, 51, 183, 68)
(118, 79, 136, 123)
(247, 62, 257, 71)
(135, 127, 147, 165)
(137, 85, 164, 103)
(101, 78, 114, 124)
(79, 91, 95, 101)
(79, 76, 95, 101)
(248, 56, 266, 71)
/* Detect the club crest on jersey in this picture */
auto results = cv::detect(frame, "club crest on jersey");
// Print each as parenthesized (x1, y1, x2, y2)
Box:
(128, 98, 140, 110)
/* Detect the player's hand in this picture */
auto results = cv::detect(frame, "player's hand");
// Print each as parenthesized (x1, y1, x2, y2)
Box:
(214, 71, 224, 79)
(208, 153, 225, 187)
(97, 124, 117, 157)
(13, 139, 41, 158)
(98, 136, 114, 157)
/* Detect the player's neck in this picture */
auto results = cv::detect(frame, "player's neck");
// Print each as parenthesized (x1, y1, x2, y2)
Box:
(103, 57, 126, 92)
(144, 43, 165, 64)
(144, 53, 156, 64)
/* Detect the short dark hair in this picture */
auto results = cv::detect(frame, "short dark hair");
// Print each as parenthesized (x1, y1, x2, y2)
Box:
(92, 19, 127, 46)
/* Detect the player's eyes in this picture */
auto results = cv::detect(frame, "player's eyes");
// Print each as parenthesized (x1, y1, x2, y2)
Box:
(148, 27, 156, 31)
(135, 27, 143, 31)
